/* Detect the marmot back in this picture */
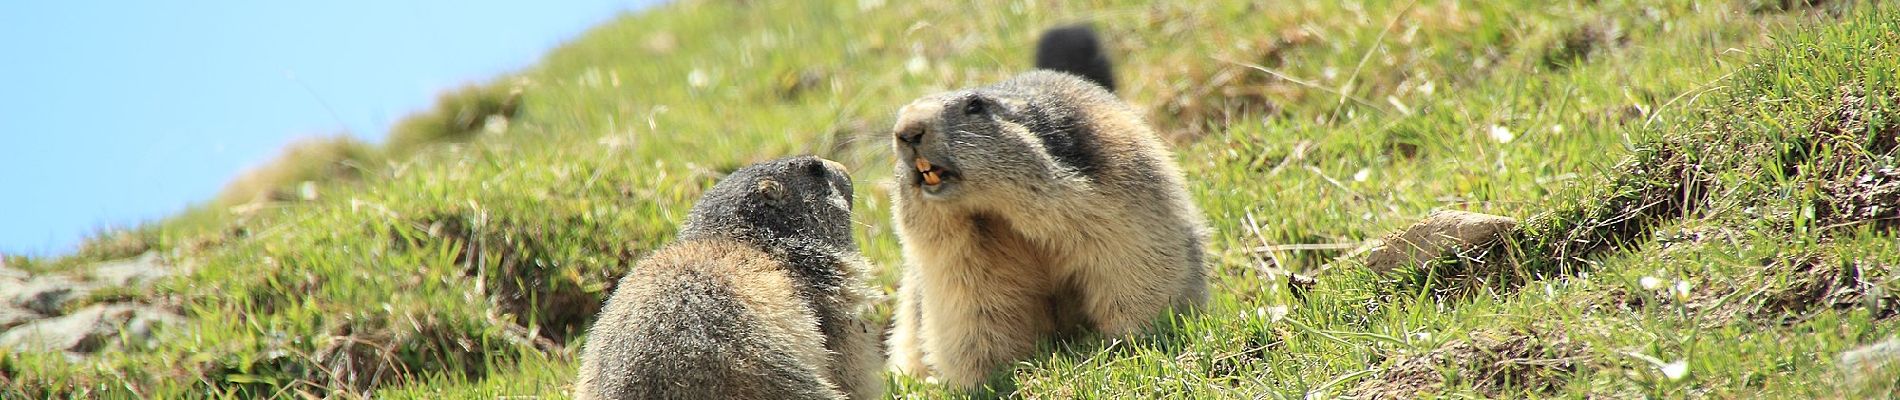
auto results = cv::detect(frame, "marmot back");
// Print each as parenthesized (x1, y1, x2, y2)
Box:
(885, 25, 1208, 389)
(577, 156, 883, 400)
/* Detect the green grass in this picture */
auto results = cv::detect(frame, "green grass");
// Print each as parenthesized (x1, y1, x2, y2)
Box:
(4, 0, 1896, 398)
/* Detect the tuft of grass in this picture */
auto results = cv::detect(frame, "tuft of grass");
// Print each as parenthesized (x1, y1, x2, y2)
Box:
(383, 83, 523, 156)
(215, 135, 380, 206)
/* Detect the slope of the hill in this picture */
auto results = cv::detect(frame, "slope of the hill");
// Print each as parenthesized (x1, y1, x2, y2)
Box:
(2, 0, 1893, 398)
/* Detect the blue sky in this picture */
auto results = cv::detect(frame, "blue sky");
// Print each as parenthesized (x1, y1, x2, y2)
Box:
(0, 1, 659, 255)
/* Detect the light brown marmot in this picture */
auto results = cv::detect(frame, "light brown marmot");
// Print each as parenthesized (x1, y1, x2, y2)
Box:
(884, 25, 1209, 389)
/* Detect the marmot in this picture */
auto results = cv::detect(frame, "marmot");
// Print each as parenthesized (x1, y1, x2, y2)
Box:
(884, 25, 1209, 389)
(576, 156, 884, 400)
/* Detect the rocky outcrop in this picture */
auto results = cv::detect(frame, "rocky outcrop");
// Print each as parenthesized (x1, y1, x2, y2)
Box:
(0, 305, 39, 331)
(0, 304, 181, 354)
(4, 275, 98, 315)
(0, 251, 184, 356)
(88, 251, 172, 287)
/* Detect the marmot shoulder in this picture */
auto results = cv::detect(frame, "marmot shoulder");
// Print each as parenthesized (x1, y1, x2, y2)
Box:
(884, 25, 1209, 389)
(577, 156, 884, 400)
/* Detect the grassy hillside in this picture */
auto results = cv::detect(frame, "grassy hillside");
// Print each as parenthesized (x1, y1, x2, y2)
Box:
(4, 0, 1895, 398)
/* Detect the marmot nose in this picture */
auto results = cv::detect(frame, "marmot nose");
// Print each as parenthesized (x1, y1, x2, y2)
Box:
(893, 100, 943, 146)
(896, 126, 925, 145)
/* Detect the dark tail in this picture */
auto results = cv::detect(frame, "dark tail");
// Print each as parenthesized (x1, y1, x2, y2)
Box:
(1034, 24, 1116, 93)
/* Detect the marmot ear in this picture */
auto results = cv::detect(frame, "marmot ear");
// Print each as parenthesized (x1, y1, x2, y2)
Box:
(756, 179, 787, 201)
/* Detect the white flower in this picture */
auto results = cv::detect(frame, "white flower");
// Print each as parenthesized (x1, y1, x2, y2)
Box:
(905, 56, 929, 75)
(1258, 305, 1289, 323)
(687, 69, 710, 88)
(299, 181, 319, 201)
(1352, 168, 1371, 182)
(482, 115, 509, 134)
(1639, 276, 1664, 291)
(1660, 359, 1689, 381)
(1550, 124, 1565, 134)
(1627, 352, 1690, 381)
(1487, 125, 1515, 143)
(1672, 280, 1694, 302)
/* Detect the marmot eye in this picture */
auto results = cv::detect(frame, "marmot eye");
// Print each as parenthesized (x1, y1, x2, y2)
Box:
(962, 97, 987, 115)
(805, 160, 828, 177)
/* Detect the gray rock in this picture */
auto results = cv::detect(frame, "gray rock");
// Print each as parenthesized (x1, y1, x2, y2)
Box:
(0, 304, 180, 353)
(4, 275, 97, 315)
(0, 305, 41, 331)
(1365, 210, 1519, 273)
(0, 263, 27, 281)
(1842, 337, 1900, 383)
(88, 252, 171, 287)
(0, 265, 26, 291)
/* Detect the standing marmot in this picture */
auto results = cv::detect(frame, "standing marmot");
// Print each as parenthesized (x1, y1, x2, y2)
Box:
(576, 156, 884, 400)
(884, 25, 1209, 389)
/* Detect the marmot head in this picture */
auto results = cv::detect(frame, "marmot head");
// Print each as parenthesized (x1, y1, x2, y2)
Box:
(890, 71, 1120, 204)
(679, 155, 856, 250)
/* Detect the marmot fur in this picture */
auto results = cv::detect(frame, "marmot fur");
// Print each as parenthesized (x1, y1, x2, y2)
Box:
(576, 156, 883, 400)
(884, 25, 1209, 389)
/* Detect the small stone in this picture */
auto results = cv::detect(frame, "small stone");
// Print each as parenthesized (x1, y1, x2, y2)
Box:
(1365, 210, 1519, 273)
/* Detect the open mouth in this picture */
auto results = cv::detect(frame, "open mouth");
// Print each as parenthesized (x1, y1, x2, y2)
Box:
(912, 157, 959, 188)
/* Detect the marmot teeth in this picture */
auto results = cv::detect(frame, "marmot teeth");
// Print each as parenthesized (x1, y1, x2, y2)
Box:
(915, 158, 942, 185)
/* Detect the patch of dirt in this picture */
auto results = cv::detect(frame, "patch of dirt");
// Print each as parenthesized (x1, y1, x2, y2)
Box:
(309, 312, 512, 395)
(1745, 255, 1898, 324)
(1351, 328, 1591, 399)
(1820, 166, 1900, 232)
(1612, 251, 1899, 326)
(1808, 91, 1900, 233)
(1542, 18, 1628, 70)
